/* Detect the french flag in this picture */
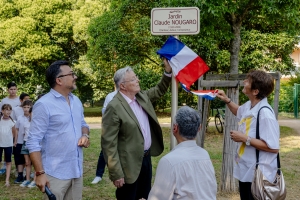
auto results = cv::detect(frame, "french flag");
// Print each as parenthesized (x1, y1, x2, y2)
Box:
(157, 36, 209, 90)
(181, 83, 218, 100)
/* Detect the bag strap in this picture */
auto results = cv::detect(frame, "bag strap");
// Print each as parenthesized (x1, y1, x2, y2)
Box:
(255, 106, 280, 169)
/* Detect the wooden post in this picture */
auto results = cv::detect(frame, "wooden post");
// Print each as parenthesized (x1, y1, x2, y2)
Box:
(197, 97, 210, 147)
(220, 87, 238, 192)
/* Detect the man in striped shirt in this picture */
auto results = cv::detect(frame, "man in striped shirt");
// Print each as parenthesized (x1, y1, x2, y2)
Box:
(27, 60, 90, 200)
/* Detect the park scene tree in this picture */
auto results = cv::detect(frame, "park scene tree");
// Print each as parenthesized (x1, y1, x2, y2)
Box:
(0, 0, 300, 196)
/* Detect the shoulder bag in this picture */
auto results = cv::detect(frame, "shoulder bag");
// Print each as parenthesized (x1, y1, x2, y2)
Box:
(251, 106, 287, 200)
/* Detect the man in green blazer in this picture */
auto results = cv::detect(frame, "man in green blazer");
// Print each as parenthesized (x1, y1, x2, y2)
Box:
(101, 58, 172, 200)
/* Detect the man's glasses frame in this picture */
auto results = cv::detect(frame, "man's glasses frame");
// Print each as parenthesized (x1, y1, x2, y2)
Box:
(57, 72, 77, 78)
(121, 76, 139, 83)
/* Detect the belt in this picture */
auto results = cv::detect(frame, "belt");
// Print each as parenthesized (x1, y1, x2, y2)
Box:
(144, 149, 150, 157)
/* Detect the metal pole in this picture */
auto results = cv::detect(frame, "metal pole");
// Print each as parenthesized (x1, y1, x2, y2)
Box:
(170, 35, 179, 150)
(294, 83, 299, 118)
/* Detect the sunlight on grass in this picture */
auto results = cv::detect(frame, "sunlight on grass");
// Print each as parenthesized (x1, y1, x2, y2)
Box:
(85, 116, 171, 124)
(1, 124, 299, 199)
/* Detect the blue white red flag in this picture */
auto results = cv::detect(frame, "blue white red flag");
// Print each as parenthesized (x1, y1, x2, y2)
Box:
(157, 36, 215, 100)
(180, 83, 218, 100)
(157, 36, 209, 90)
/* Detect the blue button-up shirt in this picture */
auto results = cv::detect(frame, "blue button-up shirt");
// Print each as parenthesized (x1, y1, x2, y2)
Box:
(27, 89, 89, 180)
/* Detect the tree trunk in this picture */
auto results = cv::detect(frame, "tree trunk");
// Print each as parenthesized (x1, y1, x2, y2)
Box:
(229, 20, 242, 74)
(220, 16, 242, 192)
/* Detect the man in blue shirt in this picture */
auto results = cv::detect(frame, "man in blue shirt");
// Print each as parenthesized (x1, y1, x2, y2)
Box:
(27, 60, 90, 199)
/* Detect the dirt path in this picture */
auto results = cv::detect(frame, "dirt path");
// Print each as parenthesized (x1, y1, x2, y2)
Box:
(278, 119, 300, 134)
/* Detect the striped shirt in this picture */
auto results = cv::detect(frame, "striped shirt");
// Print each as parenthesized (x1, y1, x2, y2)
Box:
(27, 89, 89, 180)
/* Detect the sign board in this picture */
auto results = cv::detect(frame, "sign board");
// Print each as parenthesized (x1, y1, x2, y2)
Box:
(151, 7, 200, 35)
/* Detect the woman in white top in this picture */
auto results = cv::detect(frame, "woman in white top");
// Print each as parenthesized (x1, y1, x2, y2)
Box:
(0, 104, 17, 187)
(217, 70, 279, 200)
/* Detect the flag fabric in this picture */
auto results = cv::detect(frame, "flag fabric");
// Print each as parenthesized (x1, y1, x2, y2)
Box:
(157, 36, 209, 90)
(180, 83, 218, 100)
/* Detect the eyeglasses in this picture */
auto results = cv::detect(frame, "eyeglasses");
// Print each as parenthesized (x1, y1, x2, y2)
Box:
(57, 72, 77, 78)
(122, 76, 139, 83)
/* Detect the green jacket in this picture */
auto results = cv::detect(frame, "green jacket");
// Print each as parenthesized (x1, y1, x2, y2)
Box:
(101, 74, 171, 184)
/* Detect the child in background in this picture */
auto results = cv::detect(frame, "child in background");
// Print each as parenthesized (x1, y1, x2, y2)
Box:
(0, 104, 16, 186)
(14, 100, 33, 184)
(0, 82, 20, 175)
(20, 107, 35, 188)
(11, 93, 30, 122)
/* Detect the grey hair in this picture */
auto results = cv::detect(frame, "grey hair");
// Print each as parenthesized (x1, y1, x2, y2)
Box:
(113, 66, 134, 90)
(174, 106, 201, 140)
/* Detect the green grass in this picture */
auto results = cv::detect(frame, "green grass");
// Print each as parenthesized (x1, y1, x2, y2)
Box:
(0, 126, 299, 199)
(84, 107, 102, 117)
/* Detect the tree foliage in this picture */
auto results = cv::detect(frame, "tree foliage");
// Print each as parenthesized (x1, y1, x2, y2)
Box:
(87, 0, 300, 107)
(0, 0, 108, 100)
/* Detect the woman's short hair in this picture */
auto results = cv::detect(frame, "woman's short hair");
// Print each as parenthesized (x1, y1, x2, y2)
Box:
(113, 66, 134, 90)
(46, 60, 69, 88)
(247, 70, 274, 100)
(174, 106, 201, 140)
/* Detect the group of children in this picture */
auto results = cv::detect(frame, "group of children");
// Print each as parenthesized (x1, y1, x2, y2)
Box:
(0, 82, 41, 188)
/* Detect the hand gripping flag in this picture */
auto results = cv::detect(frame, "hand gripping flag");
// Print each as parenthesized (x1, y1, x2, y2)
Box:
(157, 36, 217, 100)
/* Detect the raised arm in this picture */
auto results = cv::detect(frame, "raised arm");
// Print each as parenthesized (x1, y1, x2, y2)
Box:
(217, 90, 239, 116)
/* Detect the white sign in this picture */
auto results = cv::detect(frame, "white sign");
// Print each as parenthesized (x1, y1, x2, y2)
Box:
(151, 7, 200, 35)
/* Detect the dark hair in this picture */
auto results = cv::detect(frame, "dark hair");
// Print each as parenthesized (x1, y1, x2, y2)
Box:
(0, 104, 14, 122)
(46, 60, 69, 88)
(37, 93, 45, 99)
(7, 82, 17, 89)
(1, 104, 12, 111)
(19, 93, 29, 100)
(21, 100, 33, 107)
(246, 70, 274, 100)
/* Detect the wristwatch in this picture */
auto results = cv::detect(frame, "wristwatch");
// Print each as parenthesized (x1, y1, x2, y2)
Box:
(83, 134, 90, 139)
(246, 136, 251, 146)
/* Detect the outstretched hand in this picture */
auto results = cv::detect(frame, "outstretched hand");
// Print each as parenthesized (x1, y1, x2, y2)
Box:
(216, 90, 229, 102)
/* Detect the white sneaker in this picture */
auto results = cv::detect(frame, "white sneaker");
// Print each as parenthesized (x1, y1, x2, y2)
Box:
(27, 181, 36, 188)
(20, 180, 31, 187)
(91, 176, 102, 184)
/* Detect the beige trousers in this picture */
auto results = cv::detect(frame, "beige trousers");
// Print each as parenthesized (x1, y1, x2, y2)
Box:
(44, 175, 83, 200)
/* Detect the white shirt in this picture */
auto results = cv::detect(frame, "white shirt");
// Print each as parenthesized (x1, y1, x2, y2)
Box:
(23, 120, 31, 141)
(234, 98, 279, 182)
(0, 97, 20, 109)
(102, 90, 117, 115)
(148, 140, 217, 200)
(0, 117, 15, 147)
(11, 106, 24, 122)
(15, 115, 30, 144)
